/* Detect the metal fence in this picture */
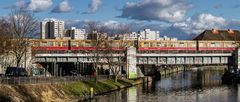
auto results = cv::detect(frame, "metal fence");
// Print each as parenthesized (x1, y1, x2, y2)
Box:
(0, 75, 110, 85)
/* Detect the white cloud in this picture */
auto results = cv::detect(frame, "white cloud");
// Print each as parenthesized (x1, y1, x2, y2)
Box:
(3, 0, 26, 9)
(173, 13, 226, 34)
(119, 0, 191, 22)
(15, 0, 25, 8)
(51, 0, 72, 13)
(27, 0, 53, 12)
(84, 0, 102, 13)
(103, 20, 121, 27)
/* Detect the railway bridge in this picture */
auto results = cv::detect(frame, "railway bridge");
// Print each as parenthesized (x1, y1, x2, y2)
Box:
(30, 39, 240, 78)
(34, 46, 236, 78)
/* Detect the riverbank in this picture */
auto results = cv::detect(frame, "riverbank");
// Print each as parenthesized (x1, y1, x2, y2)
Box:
(0, 78, 146, 102)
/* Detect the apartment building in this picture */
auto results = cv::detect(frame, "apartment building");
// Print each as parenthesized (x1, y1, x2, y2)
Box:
(40, 19, 65, 39)
(66, 27, 86, 40)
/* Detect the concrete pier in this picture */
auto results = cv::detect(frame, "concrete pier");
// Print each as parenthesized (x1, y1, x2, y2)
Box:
(159, 66, 190, 77)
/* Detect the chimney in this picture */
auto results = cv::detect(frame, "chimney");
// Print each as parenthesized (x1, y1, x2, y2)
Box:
(227, 29, 234, 34)
(211, 28, 219, 34)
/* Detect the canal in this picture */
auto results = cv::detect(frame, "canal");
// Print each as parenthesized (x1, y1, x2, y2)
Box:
(87, 67, 240, 102)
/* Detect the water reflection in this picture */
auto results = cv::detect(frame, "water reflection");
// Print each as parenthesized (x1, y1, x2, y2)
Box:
(87, 67, 240, 102)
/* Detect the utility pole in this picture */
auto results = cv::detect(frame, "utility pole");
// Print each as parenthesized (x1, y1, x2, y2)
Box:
(24, 43, 27, 68)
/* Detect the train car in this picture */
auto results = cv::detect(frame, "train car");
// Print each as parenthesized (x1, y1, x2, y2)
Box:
(138, 40, 197, 51)
(31, 39, 69, 53)
(70, 40, 134, 51)
(70, 40, 96, 50)
(30, 39, 239, 54)
(107, 40, 134, 50)
(197, 40, 237, 51)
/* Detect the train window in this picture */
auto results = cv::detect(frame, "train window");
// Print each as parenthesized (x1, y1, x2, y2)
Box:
(55, 42, 61, 46)
(92, 41, 97, 46)
(227, 43, 231, 47)
(111, 42, 117, 47)
(168, 43, 174, 47)
(199, 43, 203, 47)
(144, 42, 149, 47)
(40, 41, 47, 46)
(211, 42, 215, 47)
(191, 43, 196, 47)
(163, 43, 167, 47)
(129, 42, 134, 46)
(33, 41, 40, 47)
(72, 42, 77, 47)
(150, 42, 155, 47)
(79, 41, 84, 47)
(85, 41, 91, 47)
(48, 42, 53, 46)
(232, 42, 236, 47)
(174, 42, 178, 47)
(157, 42, 162, 47)
(179, 43, 184, 47)
(215, 42, 220, 47)
(62, 42, 68, 47)
(37, 42, 40, 47)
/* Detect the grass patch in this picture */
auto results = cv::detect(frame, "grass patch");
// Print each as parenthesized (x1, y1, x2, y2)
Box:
(63, 79, 140, 97)
(118, 79, 136, 85)
(64, 81, 91, 96)
(82, 80, 115, 93)
(101, 80, 125, 88)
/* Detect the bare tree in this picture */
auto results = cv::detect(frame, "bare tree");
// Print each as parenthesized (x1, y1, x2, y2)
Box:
(85, 21, 108, 83)
(0, 19, 11, 55)
(0, 18, 13, 69)
(7, 9, 38, 67)
(103, 40, 127, 82)
(103, 24, 130, 82)
(106, 23, 132, 40)
(85, 21, 130, 83)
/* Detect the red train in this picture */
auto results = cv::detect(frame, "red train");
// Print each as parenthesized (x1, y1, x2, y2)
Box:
(30, 39, 238, 53)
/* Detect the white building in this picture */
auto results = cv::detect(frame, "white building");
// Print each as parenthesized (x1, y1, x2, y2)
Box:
(119, 29, 160, 40)
(66, 27, 86, 40)
(159, 36, 178, 41)
(139, 29, 160, 40)
(40, 19, 65, 39)
(122, 32, 138, 40)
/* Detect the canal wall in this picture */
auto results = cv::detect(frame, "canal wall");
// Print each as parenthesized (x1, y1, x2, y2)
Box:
(0, 78, 144, 102)
(159, 66, 190, 77)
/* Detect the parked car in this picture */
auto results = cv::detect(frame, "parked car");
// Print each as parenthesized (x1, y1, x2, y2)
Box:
(5, 67, 28, 77)
(0, 73, 4, 77)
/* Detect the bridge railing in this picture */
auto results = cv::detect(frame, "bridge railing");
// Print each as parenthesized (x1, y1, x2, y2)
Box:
(136, 50, 233, 54)
(0, 75, 110, 85)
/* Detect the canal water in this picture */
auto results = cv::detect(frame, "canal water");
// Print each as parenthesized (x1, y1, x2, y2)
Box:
(87, 67, 240, 102)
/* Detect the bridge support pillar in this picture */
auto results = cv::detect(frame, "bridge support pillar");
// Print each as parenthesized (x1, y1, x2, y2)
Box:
(127, 46, 138, 79)
(234, 48, 240, 69)
(54, 62, 59, 77)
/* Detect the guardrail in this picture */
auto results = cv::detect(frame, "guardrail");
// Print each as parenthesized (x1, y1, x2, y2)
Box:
(0, 75, 111, 85)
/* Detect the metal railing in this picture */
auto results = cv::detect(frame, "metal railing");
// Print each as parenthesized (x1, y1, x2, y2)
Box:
(0, 75, 110, 85)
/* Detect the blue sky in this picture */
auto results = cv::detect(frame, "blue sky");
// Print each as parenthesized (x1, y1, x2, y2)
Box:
(1, 0, 240, 39)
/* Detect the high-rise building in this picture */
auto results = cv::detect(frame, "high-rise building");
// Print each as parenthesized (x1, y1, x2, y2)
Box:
(40, 19, 65, 39)
(66, 27, 86, 40)
(139, 29, 160, 40)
